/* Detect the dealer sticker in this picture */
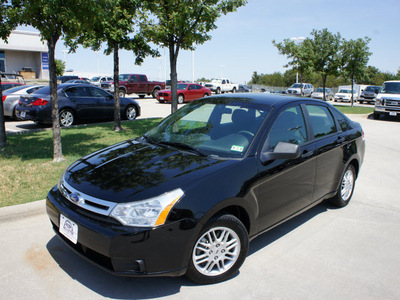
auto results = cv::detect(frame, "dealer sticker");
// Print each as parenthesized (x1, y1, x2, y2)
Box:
(231, 145, 244, 152)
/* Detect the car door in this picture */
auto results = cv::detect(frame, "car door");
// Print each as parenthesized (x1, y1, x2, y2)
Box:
(187, 84, 201, 101)
(87, 86, 114, 120)
(304, 104, 345, 202)
(63, 86, 99, 121)
(255, 105, 317, 231)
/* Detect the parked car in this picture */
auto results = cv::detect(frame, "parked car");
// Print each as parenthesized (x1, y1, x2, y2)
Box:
(359, 85, 381, 104)
(374, 80, 400, 119)
(156, 83, 211, 103)
(311, 87, 334, 101)
(101, 74, 165, 98)
(2, 84, 45, 119)
(90, 76, 113, 87)
(57, 75, 79, 83)
(46, 94, 365, 284)
(286, 83, 314, 96)
(1, 82, 25, 91)
(65, 79, 91, 84)
(16, 84, 140, 127)
(334, 89, 358, 102)
(1, 73, 25, 84)
(204, 78, 239, 94)
(237, 84, 251, 93)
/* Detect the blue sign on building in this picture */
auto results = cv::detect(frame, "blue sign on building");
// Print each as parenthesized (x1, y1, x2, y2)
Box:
(41, 52, 49, 70)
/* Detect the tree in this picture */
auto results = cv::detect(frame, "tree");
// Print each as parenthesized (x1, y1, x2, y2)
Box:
(308, 28, 342, 101)
(55, 59, 66, 77)
(272, 38, 312, 95)
(13, 0, 94, 162)
(0, 0, 18, 148)
(66, 0, 157, 132)
(144, 0, 247, 113)
(340, 37, 371, 106)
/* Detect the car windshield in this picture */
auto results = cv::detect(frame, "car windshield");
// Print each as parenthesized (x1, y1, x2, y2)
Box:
(177, 84, 189, 90)
(291, 84, 301, 88)
(365, 86, 377, 92)
(119, 74, 131, 81)
(145, 98, 270, 158)
(381, 82, 400, 94)
(90, 77, 100, 82)
(338, 89, 353, 93)
(315, 88, 324, 92)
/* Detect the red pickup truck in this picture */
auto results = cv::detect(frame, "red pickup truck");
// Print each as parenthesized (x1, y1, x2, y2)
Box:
(101, 74, 165, 98)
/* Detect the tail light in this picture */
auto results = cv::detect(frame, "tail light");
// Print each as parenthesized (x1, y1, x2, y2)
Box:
(2, 95, 6, 102)
(31, 98, 49, 106)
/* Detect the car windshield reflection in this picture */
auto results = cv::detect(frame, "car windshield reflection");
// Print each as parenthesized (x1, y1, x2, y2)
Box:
(145, 98, 270, 158)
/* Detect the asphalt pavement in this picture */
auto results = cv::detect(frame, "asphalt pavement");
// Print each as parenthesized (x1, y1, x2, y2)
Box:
(1, 101, 399, 299)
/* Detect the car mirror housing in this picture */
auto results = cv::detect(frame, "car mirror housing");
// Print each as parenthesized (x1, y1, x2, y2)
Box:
(261, 142, 301, 163)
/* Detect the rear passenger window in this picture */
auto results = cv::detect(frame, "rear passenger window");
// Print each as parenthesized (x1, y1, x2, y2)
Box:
(306, 105, 337, 138)
(266, 106, 308, 149)
(332, 110, 351, 132)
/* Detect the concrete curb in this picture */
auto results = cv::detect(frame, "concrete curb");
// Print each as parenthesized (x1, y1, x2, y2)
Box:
(0, 199, 46, 223)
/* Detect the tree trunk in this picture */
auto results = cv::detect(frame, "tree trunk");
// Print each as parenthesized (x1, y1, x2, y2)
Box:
(0, 75, 6, 148)
(169, 40, 179, 114)
(112, 44, 123, 131)
(351, 74, 354, 107)
(48, 35, 64, 162)
(322, 74, 327, 101)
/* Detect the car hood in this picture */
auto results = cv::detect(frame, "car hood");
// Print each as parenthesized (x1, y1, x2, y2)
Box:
(64, 139, 232, 203)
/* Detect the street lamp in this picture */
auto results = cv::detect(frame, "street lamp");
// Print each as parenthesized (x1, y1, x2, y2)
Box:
(290, 37, 305, 83)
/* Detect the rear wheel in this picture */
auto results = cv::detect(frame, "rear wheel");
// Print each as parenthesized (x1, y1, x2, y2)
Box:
(186, 214, 249, 284)
(59, 109, 74, 127)
(329, 164, 356, 207)
(124, 105, 137, 120)
(216, 87, 221, 94)
(152, 88, 160, 99)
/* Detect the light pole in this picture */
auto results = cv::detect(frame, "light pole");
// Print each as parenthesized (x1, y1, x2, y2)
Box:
(62, 50, 68, 73)
(290, 37, 305, 83)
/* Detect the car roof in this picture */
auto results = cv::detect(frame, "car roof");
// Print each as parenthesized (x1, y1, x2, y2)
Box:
(207, 93, 328, 109)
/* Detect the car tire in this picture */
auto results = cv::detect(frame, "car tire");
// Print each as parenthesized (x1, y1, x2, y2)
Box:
(373, 112, 381, 120)
(59, 109, 75, 127)
(186, 214, 249, 284)
(124, 105, 137, 120)
(178, 94, 184, 104)
(203, 93, 209, 97)
(216, 87, 221, 94)
(329, 164, 356, 208)
(138, 95, 146, 99)
(232, 87, 236, 93)
(152, 88, 160, 99)
(118, 89, 126, 98)
(359, 100, 363, 104)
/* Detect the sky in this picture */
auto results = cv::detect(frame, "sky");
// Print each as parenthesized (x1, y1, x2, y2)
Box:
(35, 0, 400, 84)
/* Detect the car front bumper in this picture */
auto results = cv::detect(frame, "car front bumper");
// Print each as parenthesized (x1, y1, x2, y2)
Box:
(46, 185, 195, 277)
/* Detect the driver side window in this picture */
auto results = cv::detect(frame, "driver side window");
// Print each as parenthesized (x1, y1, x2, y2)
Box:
(266, 106, 307, 150)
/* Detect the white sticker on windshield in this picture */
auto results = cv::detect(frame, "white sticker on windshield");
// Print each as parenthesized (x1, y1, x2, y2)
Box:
(231, 145, 244, 152)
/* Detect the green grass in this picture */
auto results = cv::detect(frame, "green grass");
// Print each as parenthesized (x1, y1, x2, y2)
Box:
(333, 105, 374, 114)
(0, 119, 161, 207)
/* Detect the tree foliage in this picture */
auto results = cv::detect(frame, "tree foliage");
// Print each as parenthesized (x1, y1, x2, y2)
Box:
(143, 0, 247, 113)
(55, 59, 66, 76)
(65, 0, 157, 132)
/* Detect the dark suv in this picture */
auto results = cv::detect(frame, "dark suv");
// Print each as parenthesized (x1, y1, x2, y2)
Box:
(359, 86, 381, 104)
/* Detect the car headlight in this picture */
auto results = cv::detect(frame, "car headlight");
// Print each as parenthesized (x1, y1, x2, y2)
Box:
(110, 188, 184, 227)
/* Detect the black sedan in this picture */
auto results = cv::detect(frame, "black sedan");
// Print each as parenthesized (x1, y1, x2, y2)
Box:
(16, 84, 140, 127)
(46, 94, 365, 284)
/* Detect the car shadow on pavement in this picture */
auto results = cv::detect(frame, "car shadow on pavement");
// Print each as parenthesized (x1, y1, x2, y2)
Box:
(45, 201, 330, 297)
(248, 201, 329, 256)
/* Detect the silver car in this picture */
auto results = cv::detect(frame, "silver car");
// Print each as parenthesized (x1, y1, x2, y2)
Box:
(2, 85, 44, 119)
(311, 87, 334, 101)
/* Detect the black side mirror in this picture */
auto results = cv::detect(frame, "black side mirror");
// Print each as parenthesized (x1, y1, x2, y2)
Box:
(261, 142, 301, 163)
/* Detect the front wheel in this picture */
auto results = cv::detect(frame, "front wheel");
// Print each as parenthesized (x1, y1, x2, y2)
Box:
(118, 89, 126, 98)
(186, 214, 249, 284)
(329, 164, 356, 207)
(59, 109, 75, 127)
(152, 88, 160, 99)
(216, 87, 221, 94)
(124, 105, 137, 120)
(178, 94, 184, 104)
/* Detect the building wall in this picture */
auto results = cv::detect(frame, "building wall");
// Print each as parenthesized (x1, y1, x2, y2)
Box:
(0, 30, 48, 80)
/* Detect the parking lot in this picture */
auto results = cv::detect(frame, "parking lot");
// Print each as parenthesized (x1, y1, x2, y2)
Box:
(1, 99, 399, 299)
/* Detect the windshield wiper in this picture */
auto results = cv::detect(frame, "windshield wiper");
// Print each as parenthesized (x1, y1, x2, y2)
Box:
(158, 141, 207, 157)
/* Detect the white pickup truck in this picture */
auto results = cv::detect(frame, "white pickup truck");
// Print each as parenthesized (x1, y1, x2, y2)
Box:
(204, 78, 239, 94)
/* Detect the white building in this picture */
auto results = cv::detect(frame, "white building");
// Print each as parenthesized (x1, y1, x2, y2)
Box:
(0, 30, 49, 80)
